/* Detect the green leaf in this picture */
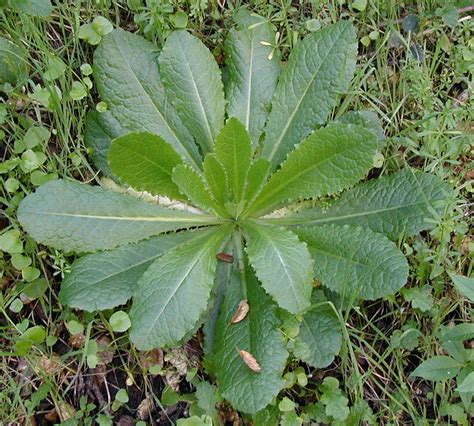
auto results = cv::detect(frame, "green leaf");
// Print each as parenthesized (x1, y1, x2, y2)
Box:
(294, 302, 342, 368)
(410, 356, 463, 381)
(448, 272, 474, 302)
(94, 29, 201, 169)
(402, 285, 434, 312)
(60, 231, 192, 311)
(243, 223, 313, 313)
(214, 118, 252, 203)
(0, 229, 23, 254)
(337, 110, 386, 141)
(10, 0, 52, 16)
(297, 225, 408, 300)
(261, 21, 357, 168)
(208, 254, 288, 414)
(84, 111, 126, 176)
(248, 124, 379, 216)
(224, 10, 280, 146)
(130, 226, 231, 349)
(17, 180, 220, 252)
(109, 132, 183, 199)
(172, 165, 225, 216)
(109, 311, 131, 332)
(159, 30, 225, 154)
(456, 372, 474, 393)
(0, 37, 28, 85)
(269, 170, 453, 241)
(242, 158, 270, 205)
(203, 154, 229, 206)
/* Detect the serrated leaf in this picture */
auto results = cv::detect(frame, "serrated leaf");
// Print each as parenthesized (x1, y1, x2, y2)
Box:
(129, 225, 231, 349)
(17, 180, 220, 253)
(109, 132, 183, 199)
(410, 356, 463, 381)
(84, 111, 126, 176)
(159, 30, 225, 154)
(294, 302, 342, 368)
(242, 158, 270, 205)
(448, 272, 474, 302)
(94, 29, 201, 169)
(337, 110, 386, 141)
(60, 231, 192, 311)
(261, 21, 357, 168)
(172, 165, 225, 216)
(208, 254, 288, 414)
(297, 225, 408, 300)
(225, 10, 280, 146)
(203, 154, 229, 206)
(248, 123, 378, 216)
(243, 223, 313, 313)
(269, 170, 453, 241)
(214, 118, 252, 203)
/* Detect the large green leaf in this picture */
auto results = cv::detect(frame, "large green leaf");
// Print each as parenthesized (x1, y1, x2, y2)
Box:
(207, 253, 288, 414)
(94, 29, 201, 169)
(109, 132, 183, 199)
(243, 223, 313, 313)
(410, 356, 463, 381)
(129, 225, 231, 349)
(293, 296, 342, 368)
(84, 110, 126, 176)
(224, 10, 280, 146)
(337, 110, 386, 142)
(10, 0, 52, 16)
(268, 170, 453, 240)
(261, 21, 357, 168)
(214, 118, 252, 203)
(203, 154, 229, 206)
(159, 30, 225, 154)
(17, 180, 220, 253)
(297, 225, 408, 300)
(242, 158, 270, 205)
(0, 36, 28, 85)
(448, 272, 474, 302)
(247, 124, 378, 217)
(59, 231, 193, 311)
(172, 165, 226, 216)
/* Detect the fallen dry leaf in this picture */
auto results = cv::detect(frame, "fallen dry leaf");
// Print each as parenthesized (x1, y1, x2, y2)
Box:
(237, 348, 261, 373)
(216, 252, 234, 263)
(230, 300, 249, 324)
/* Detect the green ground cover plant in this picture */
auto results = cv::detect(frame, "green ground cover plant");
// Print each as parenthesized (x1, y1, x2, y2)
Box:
(1, 1, 472, 424)
(15, 12, 454, 414)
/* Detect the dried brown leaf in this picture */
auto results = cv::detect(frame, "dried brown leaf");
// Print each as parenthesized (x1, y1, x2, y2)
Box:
(230, 300, 249, 324)
(216, 252, 234, 263)
(237, 348, 261, 373)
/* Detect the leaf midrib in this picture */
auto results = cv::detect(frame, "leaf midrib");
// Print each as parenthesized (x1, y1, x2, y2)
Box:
(176, 35, 214, 152)
(265, 24, 349, 165)
(114, 141, 176, 178)
(145, 247, 207, 340)
(267, 200, 430, 226)
(21, 211, 217, 222)
(252, 137, 367, 215)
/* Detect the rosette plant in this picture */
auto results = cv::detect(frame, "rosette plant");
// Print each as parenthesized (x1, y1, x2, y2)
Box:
(17, 12, 452, 414)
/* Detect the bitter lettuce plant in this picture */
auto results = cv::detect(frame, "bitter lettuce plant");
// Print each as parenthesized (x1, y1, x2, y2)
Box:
(17, 12, 453, 414)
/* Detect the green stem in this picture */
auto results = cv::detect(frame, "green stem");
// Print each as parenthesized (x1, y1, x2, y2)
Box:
(232, 227, 248, 300)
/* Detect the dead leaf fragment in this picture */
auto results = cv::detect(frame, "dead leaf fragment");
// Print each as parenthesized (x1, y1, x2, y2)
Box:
(216, 252, 234, 263)
(230, 300, 249, 324)
(237, 348, 261, 373)
(56, 402, 76, 422)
